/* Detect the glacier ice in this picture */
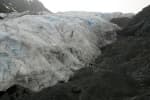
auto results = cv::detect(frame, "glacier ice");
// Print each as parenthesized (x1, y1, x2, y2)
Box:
(0, 12, 119, 91)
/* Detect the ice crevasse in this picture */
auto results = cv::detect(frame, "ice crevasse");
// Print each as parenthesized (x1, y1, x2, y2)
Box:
(0, 13, 119, 91)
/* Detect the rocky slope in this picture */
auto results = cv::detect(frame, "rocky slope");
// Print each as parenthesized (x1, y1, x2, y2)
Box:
(110, 17, 132, 28)
(0, 0, 49, 13)
(119, 5, 150, 36)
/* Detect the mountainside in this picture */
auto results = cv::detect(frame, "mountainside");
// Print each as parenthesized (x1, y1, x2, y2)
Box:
(119, 5, 150, 36)
(0, 0, 49, 13)
(110, 17, 132, 28)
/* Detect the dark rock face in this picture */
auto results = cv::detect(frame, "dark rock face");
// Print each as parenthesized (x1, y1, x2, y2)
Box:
(95, 5, 150, 99)
(96, 37, 150, 88)
(110, 17, 132, 28)
(119, 5, 150, 36)
(0, 0, 49, 13)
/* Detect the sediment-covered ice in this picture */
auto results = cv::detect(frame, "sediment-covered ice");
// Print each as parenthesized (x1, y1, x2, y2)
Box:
(0, 13, 118, 91)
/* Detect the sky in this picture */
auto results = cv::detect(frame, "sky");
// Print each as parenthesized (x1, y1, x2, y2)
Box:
(39, 0, 150, 13)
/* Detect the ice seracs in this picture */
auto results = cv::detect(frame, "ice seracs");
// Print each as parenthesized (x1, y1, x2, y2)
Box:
(0, 12, 119, 91)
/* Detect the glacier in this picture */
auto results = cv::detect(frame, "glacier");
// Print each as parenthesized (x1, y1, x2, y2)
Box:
(0, 12, 119, 91)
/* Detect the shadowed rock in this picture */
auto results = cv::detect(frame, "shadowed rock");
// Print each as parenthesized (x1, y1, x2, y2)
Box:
(119, 5, 150, 36)
(0, 0, 49, 13)
(110, 17, 132, 28)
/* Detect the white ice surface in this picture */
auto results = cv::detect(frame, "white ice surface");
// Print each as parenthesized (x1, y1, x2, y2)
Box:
(0, 13, 118, 91)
